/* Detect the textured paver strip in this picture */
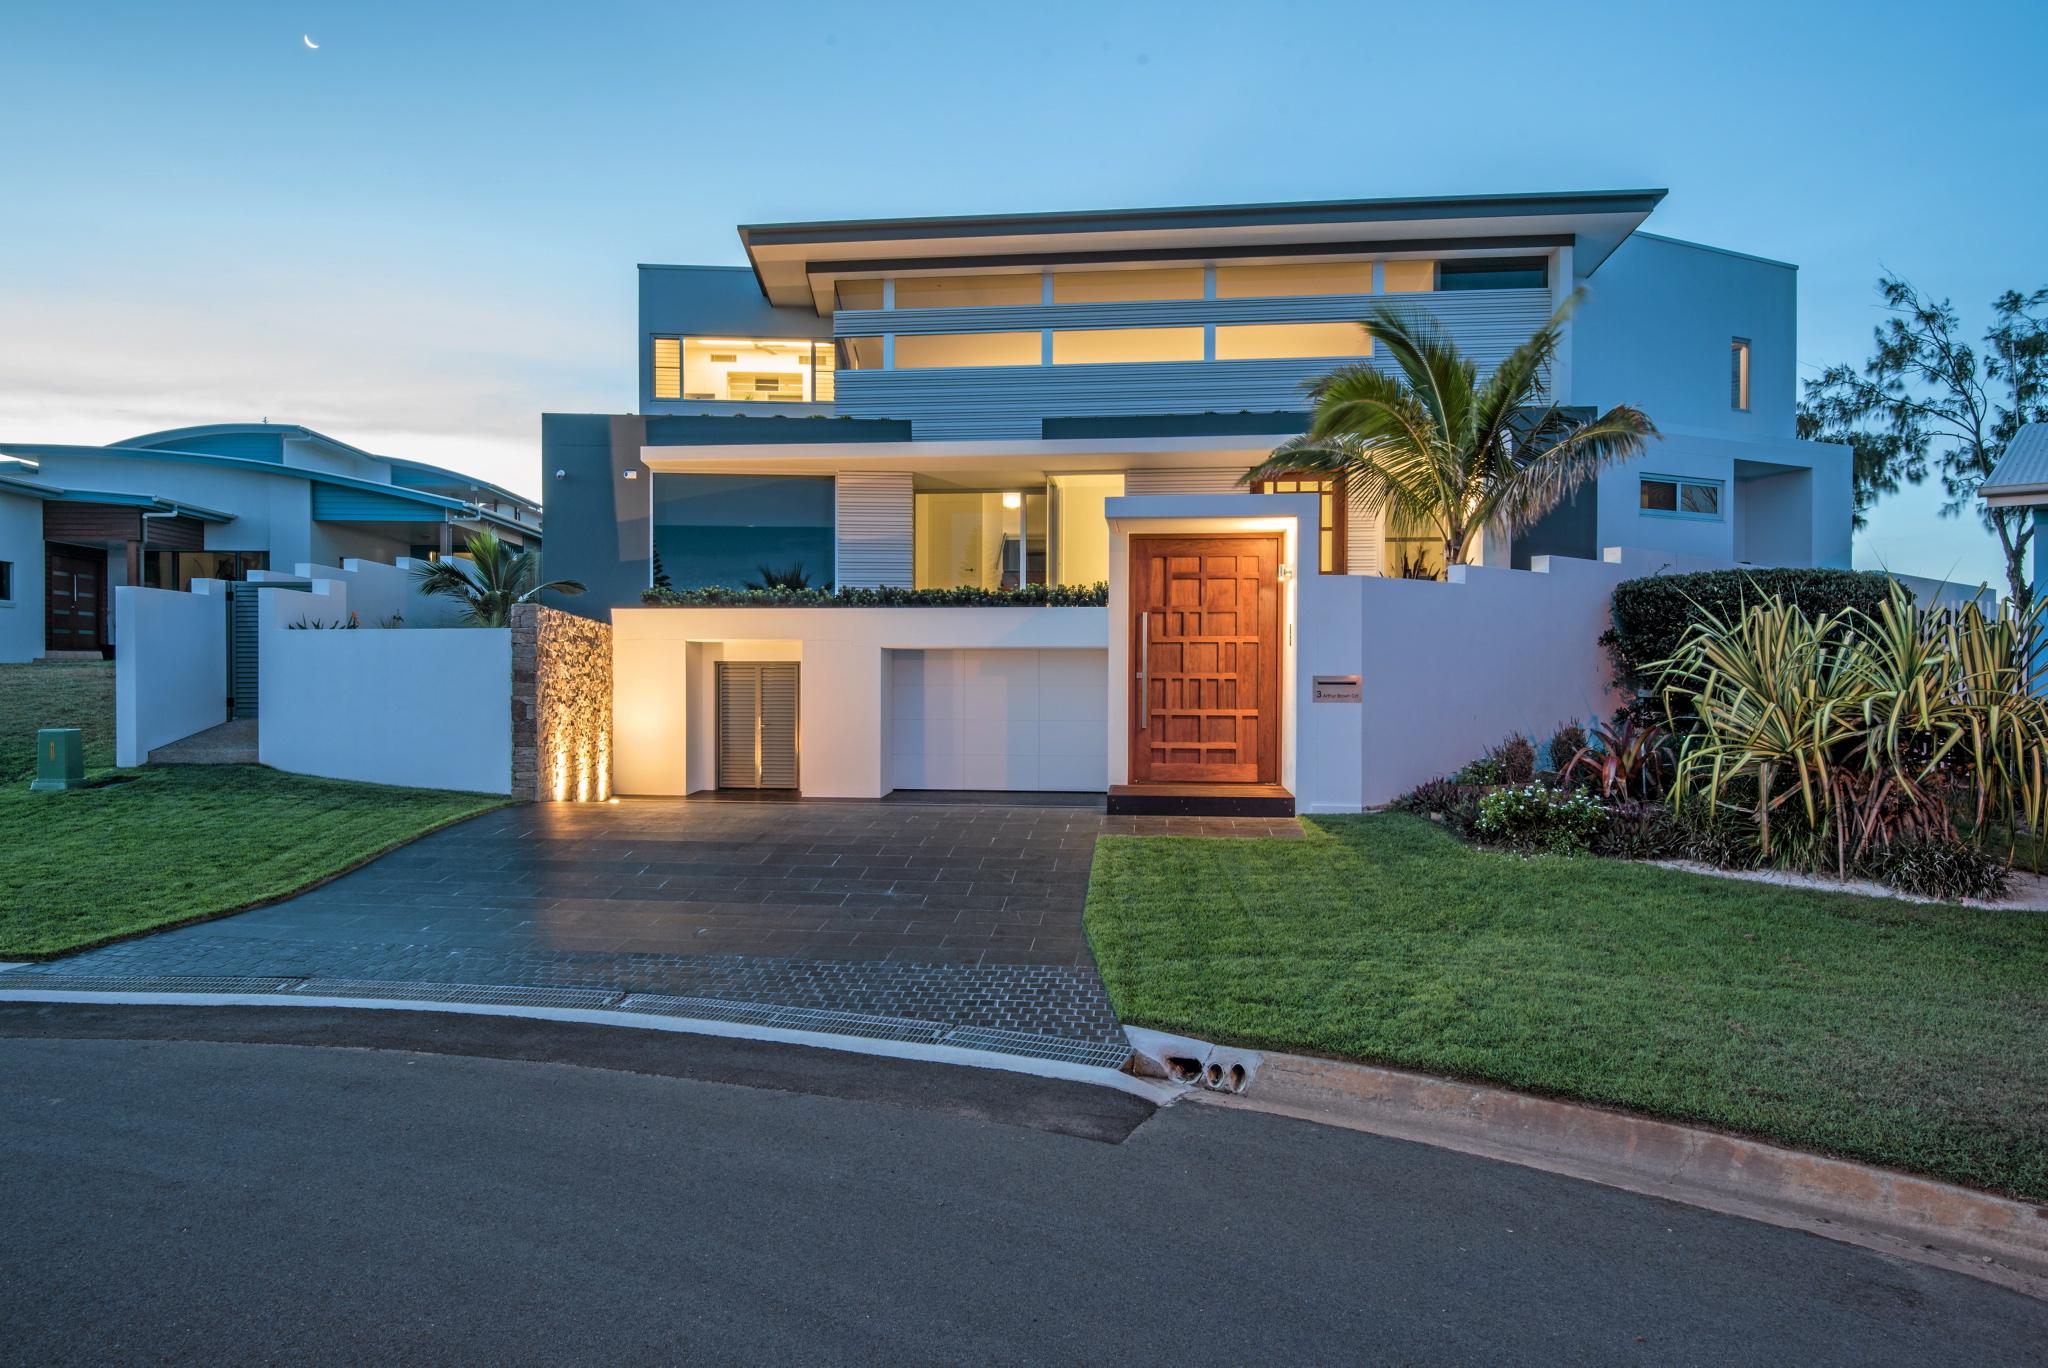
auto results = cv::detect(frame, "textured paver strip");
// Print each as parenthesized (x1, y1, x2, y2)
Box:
(17, 796, 1298, 1045)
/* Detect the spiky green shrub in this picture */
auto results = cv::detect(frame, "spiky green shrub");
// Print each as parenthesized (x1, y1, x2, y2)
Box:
(1653, 582, 2048, 880)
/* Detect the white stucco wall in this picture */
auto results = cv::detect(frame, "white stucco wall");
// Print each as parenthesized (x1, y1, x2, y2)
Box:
(114, 581, 229, 765)
(1351, 546, 1736, 807)
(1572, 233, 1798, 439)
(611, 605, 1110, 798)
(0, 491, 45, 662)
(259, 613, 512, 794)
(1592, 431, 1853, 570)
(294, 557, 468, 628)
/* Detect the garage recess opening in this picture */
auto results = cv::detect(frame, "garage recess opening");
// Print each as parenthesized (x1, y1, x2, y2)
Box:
(715, 661, 799, 790)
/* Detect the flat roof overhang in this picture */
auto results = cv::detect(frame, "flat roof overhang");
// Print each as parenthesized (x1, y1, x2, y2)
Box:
(639, 434, 1291, 489)
(738, 188, 1666, 308)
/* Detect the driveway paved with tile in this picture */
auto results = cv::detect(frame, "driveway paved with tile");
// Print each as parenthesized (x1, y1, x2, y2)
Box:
(11, 796, 1297, 1048)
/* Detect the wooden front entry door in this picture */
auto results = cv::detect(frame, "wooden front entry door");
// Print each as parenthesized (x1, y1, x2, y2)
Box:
(1129, 535, 1281, 784)
(45, 548, 105, 653)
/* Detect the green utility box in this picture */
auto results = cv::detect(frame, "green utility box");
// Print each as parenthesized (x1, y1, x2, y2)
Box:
(30, 727, 84, 793)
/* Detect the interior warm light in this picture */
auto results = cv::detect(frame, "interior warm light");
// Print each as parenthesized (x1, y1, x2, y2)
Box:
(1001, 491, 1022, 510)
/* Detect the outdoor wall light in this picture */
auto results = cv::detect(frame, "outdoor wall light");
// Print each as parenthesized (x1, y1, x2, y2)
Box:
(623, 469, 639, 480)
(553, 469, 566, 479)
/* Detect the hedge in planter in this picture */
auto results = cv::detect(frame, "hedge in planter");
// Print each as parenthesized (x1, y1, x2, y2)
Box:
(1603, 568, 1896, 696)
(641, 582, 1109, 608)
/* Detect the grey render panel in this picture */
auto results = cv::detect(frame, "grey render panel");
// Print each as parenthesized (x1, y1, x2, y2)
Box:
(638, 265, 832, 413)
(539, 413, 649, 618)
(645, 415, 912, 446)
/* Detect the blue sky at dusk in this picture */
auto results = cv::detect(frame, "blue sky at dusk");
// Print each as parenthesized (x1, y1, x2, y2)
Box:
(3, 0, 2042, 584)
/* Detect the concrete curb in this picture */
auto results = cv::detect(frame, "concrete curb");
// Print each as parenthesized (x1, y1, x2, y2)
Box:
(1198, 1049, 2048, 1300)
(0, 989, 1182, 1106)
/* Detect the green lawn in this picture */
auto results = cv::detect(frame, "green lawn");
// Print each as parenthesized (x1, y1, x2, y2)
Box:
(1, 663, 508, 959)
(0, 661, 116, 781)
(1084, 813, 2048, 1201)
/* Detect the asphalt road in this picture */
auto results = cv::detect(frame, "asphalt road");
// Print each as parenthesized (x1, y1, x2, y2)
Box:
(1, 1005, 2043, 1366)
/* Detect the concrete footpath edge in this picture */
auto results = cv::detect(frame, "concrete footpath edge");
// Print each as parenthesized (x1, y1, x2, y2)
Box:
(1196, 1047, 2048, 1300)
(0, 988, 1183, 1105)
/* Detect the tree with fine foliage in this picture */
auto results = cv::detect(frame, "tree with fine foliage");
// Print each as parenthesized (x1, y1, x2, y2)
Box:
(1245, 293, 1657, 571)
(1802, 274, 2048, 608)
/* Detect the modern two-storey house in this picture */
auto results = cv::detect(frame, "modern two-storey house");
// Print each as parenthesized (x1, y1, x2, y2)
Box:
(545, 189, 1852, 812)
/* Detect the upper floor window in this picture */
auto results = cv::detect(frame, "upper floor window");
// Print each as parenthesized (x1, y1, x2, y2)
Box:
(894, 273, 1041, 309)
(1730, 337, 1751, 411)
(1254, 472, 1347, 573)
(0, 560, 12, 601)
(1215, 322, 1371, 362)
(894, 331, 1041, 369)
(835, 280, 885, 311)
(653, 337, 834, 403)
(1050, 327, 1202, 365)
(1050, 267, 1204, 304)
(1437, 258, 1548, 291)
(1640, 475, 1722, 520)
(1382, 260, 1436, 293)
(1215, 261, 1372, 299)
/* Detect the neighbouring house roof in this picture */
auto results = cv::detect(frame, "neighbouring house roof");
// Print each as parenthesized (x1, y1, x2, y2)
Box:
(737, 188, 1668, 307)
(44, 487, 238, 522)
(117, 422, 542, 518)
(0, 470, 65, 500)
(1980, 424, 2048, 508)
(0, 441, 477, 519)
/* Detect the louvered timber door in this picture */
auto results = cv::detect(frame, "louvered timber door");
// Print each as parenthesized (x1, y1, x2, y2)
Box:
(716, 662, 800, 790)
(1129, 536, 1281, 784)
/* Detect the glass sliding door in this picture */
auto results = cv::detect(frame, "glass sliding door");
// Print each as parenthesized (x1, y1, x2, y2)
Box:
(913, 491, 1047, 590)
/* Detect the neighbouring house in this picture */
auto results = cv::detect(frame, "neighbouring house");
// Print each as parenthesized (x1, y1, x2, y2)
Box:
(538, 189, 1850, 812)
(0, 423, 542, 663)
(1978, 423, 2048, 605)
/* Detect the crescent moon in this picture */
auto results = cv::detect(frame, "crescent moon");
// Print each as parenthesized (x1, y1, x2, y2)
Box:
(303, 34, 319, 49)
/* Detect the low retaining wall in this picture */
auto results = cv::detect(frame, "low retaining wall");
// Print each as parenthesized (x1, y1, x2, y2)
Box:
(259, 603, 513, 795)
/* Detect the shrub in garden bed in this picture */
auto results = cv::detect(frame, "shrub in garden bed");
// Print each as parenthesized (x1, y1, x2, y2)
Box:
(1472, 785, 1607, 856)
(1603, 568, 1897, 717)
(641, 582, 1109, 608)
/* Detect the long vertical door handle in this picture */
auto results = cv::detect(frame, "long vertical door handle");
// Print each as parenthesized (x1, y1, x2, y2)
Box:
(1137, 611, 1149, 730)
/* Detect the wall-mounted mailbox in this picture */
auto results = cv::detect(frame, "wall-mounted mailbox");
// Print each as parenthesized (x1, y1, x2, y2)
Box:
(1312, 675, 1361, 703)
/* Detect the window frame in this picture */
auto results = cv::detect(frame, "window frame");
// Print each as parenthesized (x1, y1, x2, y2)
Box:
(1638, 474, 1725, 522)
(651, 335, 834, 404)
(1253, 471, 1349, 573)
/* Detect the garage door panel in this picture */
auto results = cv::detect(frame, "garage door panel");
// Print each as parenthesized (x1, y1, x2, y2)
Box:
(889, 648, 1106, 793)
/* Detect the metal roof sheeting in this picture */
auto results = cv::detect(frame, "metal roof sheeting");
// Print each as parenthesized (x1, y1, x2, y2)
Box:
(1982, 423, 2048, 499)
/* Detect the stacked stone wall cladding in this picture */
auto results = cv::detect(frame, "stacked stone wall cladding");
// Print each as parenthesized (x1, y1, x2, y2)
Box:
(510, 604, 614, 801)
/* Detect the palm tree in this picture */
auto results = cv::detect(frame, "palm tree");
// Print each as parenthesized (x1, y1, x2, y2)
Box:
(412, 529, 586, 626)
(1245, 292, 1658, 572)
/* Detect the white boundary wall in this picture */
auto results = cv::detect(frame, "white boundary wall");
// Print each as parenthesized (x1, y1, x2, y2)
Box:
(294, 557, 472, 628)
(115, 581, 229, 766)
(257, 581, 511, 793)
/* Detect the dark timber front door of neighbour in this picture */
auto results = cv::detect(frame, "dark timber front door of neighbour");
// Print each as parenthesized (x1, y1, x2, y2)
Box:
(45, 547, 105, 653)
(1128, 535, 1281, 784)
